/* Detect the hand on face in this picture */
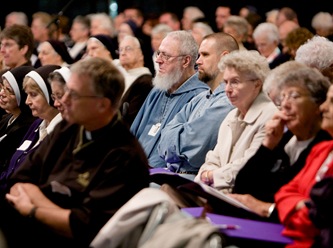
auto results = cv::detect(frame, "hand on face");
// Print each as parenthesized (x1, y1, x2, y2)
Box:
(262, 110, 291, 150)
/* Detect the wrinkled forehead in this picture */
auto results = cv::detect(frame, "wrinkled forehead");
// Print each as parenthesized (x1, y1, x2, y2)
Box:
(159, 36, 179, 53)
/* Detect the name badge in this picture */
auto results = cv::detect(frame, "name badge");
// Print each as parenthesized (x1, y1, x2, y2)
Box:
(148, 123, 161, 136)
(17, 140, 32, 151)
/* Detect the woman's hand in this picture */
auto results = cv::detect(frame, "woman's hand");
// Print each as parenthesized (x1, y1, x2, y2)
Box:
(229, 193, 274, 217)
(262, 111, 290, 150)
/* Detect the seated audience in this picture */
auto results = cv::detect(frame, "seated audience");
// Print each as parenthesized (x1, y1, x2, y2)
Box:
(295, 35, 333, 83)
(0, 66, 36, 196)
(158, 12, 181, 31)
(284, 27, 314, 60)
(194, 50, 278, 193)
(38, 40, 74, 67)
(150, 24, 172, 72)
(275, 83, 333, 247)
(118, 36, 153, 127)
(223, 15, 249, 50)
(85, 34, 118, 63)
(117, 20, 154, 75)
(88, 13, 115, 38)
(0, 65, 62, 195)
(275, 7, 299, 27)
(181, 6, 205, 30)
(0, 57, 149, 247)
(311, 12, 333, 41)
(215, 5, 231, 31)
(0, 24, 34, 70)
(231, 61, 331, 222)
(48, 66, 71, 118)
(158, 32, 238, 177)
(253, 22, 290, 69)
(5, 11, 28, 28)
(278, 20, 300, 54)
(68, 15, 91, 62)
(190, 22, 214, 46)
(130, 30, 209, 167)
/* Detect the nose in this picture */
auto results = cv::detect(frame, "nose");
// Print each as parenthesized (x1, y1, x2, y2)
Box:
(155, 54, 163, 64)
(319, 100, 327, 113)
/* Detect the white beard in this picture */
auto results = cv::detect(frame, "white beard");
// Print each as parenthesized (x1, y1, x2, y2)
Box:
(153, 66, 183, 91)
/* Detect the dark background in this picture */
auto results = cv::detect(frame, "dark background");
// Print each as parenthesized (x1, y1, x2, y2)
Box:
(1, 0, 332, 32)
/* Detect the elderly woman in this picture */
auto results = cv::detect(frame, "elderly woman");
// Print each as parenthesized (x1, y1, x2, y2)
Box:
(118, 35, 153, 127)
(38, 40, 74, 67)
(295, 35, 333, 83)
(252, 22, 289, 69)
(47, 66, 71, 117)
(274, 83, 333, 247)
(85, 34, 117, 63)
(1, 65, 61, 191)
(195, 50, 277, 193)
(230, 61, 331, 222)
(0, 66, 36, 196)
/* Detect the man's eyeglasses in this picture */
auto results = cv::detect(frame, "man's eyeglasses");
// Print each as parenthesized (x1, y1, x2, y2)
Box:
(64, 88, 104, 101)
(0, 42, 17, 50)
(155, 50, 187, 62)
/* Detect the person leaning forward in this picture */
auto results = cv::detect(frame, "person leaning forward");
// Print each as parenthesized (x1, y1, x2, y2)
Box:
(0, 57, 150, 248)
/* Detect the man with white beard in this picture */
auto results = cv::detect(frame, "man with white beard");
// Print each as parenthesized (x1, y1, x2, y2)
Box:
(130, 30, 209, 167)
(158, 32, 238, 178)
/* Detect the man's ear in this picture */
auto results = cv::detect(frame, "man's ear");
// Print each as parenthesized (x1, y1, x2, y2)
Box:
(182, 55, 191, 68)
(20, 45, 29, 56)
(97, 98, 112, 112)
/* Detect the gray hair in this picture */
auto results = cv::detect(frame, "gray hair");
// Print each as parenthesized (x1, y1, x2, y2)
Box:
(295, 35, 333, 71)
(183, 6, 205, 21)
(264, 61, 302, 95)
(88, 13, 114, 37)
(165, 30, 199, 67)
(267, 61, 330, 105)
(311, 12, 333, 31)
(6, 11, 28, 26)
(218, 50, 270, 84)
(121, 35, 141, 49)
(253, 22, 280, 43)
(224, 15, 249, 40)
(71, 57, 125, 109)
(192, 22, 214, 37)
(151, 24, 172, 36)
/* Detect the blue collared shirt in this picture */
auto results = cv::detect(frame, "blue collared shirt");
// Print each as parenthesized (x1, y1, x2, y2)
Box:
(158, 83, 235, 174)
(130, 73, 209, 167)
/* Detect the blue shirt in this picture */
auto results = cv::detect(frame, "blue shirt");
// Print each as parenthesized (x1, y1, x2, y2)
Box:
(130, 73, 209, 167)
(158, 83, 235, 174)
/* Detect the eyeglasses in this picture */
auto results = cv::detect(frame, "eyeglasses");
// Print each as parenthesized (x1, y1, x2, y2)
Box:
(64, 88, 104, 101)
(0, 84, 15, 95)
(155, 50, 187, 62)
(223, 78, 258, 89)
(51, 93, 64, 101)
(279, 91, 310, 104)
(116, 46, 136, 55)
(0, 42, 17, 50)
